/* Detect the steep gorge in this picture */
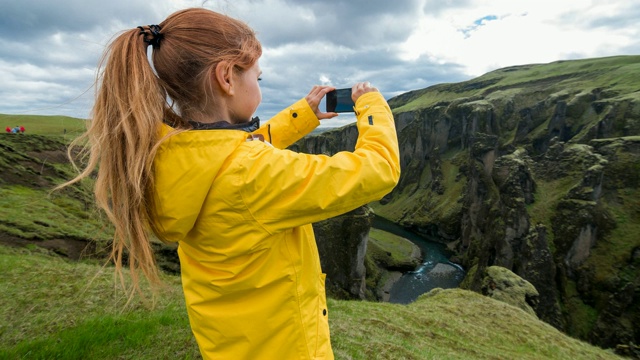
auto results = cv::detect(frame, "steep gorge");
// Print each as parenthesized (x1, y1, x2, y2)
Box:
(294, 55, 640, 350)
(1, 55, 638, 353)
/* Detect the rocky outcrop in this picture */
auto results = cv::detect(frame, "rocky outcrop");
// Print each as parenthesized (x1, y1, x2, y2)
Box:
(366, 229, 422, 301)
(481, 266, 539, 317)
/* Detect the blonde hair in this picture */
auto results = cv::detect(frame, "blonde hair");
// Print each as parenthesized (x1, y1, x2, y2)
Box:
(61, 8, 262, 296)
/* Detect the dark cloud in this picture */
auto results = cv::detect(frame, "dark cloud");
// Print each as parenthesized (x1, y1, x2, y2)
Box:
(0, 0, 156, 40)
(422, 0, 472, 15)
(0, 1, 183, 117)
(587, 4, 640, 29)
(245, 0, 424, 49)
(554, 3, 640, 31)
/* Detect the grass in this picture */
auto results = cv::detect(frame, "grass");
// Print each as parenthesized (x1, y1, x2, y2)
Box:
(0, 245, 622, 360)
(0, 186, 109, 241)
(330, 289, 620, 360)
(0, 113, 86, 139)
(587, 187, 640, 285)
(527, 177, 580, 245)
(0, 133, 110, 244)
(391, 55, 640, 114)
(368, 228, 419, 269)
(0, 246, 200, 359)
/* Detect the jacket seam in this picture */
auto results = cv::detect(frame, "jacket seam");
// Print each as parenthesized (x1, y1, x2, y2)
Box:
(235, 149, 274, 236)
(282, 229, 314, 359)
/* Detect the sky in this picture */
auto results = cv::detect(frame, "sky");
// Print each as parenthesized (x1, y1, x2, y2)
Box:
(1, 0, 639, 127)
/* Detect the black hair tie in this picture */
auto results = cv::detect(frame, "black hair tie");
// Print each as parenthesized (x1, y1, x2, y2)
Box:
(137, 24, 163, 49)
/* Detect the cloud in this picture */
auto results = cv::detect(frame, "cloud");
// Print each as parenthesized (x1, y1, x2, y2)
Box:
(0, 0, 155, 40)
(399, 0, 640, 76)
(207, 0, 424, 49)
(0, 0, 638, 127)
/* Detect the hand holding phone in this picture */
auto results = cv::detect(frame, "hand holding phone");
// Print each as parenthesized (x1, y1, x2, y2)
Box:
(326, 83, 378, 113)
(326, 88, 355, 113)
(304, 85, 339, 120)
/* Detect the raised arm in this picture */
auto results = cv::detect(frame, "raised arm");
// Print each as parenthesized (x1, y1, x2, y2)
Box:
(252, 86, 337, 149)
(238, 86, 400, 233)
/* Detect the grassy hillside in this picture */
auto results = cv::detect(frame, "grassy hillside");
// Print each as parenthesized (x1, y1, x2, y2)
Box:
(1, 113, 86, 139)
(0, 133, 110, 256)
(0, 245, 622, 360)
(390, 55, 640, 114)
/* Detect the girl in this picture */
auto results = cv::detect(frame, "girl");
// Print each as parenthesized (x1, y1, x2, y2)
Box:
(66, 7, 400, 360)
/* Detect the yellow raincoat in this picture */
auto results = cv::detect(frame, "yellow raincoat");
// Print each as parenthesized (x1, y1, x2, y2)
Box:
(152, 92, 400, 359)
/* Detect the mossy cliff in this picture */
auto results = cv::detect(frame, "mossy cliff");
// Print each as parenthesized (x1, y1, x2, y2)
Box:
(295, 56, 640, 351)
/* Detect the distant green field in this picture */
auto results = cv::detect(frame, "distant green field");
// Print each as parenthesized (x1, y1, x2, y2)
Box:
(0, 113, 87, 138)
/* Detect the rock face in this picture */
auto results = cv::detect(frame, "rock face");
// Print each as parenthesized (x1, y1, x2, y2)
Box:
(312, 206, 374, 300)
(481, 266, 539, 317)
(298, 57, 640, 350)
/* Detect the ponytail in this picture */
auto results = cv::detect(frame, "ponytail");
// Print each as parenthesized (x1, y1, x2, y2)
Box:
(62, 27, 166, 297)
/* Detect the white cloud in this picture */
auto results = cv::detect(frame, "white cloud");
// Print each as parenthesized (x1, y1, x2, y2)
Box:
(400, 0, 640, 76)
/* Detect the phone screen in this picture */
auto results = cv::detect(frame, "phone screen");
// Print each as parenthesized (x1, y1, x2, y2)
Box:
(326, 88, 355, 113)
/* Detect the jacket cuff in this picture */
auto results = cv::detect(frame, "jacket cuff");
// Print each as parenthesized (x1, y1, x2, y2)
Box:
(257, 98, 320, 149)
(287, 98, 320, 135)
(354, 92, 392, 123)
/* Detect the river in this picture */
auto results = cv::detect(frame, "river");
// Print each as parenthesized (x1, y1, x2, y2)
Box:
(371, 216, 465, 304)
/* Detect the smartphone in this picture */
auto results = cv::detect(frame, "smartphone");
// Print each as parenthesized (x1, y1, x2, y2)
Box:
(326, 88, 355, 113)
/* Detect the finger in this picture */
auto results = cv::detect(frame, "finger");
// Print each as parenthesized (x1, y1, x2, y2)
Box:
(307, 85, 321, 97)
(317, 112, 339, 120)
(315, 85, 334, 93)
(308, 85, 332, 100)
(315, 86, 335, 98)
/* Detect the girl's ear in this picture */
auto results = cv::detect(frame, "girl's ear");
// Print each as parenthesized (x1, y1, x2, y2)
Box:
(214, 61, 235, 96)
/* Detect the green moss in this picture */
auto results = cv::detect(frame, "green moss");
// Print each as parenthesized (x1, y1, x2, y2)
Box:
(459, 264, 478, 290)
(374, 158, 464, 234)
(586, 188, 640, 284)
(364, 253, 382, 300)
(0, 186, 110, 241)
(563, 280, 598, 339)
(368, 229, 420, 269)
(527, 177, 581, 249)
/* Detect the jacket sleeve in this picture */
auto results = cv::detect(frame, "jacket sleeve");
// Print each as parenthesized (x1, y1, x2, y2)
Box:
(252, 98, 320, 149)
(236, 92, 400, 234)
